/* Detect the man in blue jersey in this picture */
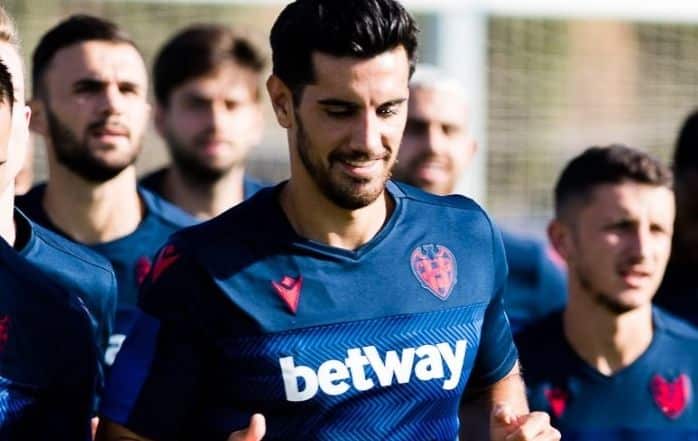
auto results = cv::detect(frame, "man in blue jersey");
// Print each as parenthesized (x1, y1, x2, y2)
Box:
(98, 1, 559, 440)
(17, 15, 196, 366)
(654, 109, 698, 324)
(0, 7, 99, 438)
(515, 145, 698, 439)
(391, 64, 567, 332)
(141, 24, 267, 220)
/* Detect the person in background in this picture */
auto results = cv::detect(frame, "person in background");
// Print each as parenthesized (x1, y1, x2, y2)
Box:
(141, 24, 267, 220)
(0, 7, 100, 438)
(391, 64, 566, 332)
(516, 145, 698, 439)
(17, 14, 195, 367)
(654, 109, 698, 325)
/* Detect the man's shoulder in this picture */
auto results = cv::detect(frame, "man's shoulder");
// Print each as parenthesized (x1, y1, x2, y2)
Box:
(391, 180, 487, 214)
(654, 306, 698, 343)
(0, 239, 94, 324)
(25, 214, 113, 275)
(138, 185, 198, 230)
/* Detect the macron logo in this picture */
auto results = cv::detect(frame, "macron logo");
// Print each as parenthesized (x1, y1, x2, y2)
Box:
(280, 340, 467, 402)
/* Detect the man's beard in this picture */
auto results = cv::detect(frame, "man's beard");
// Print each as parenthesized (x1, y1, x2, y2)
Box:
(576, 263, 636, 315)
(295, 116, 392, 210)
(393, 153, 454, 195)
(45, 107, 139, 183)
(164, 129, 238, 186)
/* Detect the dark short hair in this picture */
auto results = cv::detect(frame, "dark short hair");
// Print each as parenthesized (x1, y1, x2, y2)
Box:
(32, 14, 138, 98)
(554, 144, 673, 219)
(673, 109, 698, 176)
(153, 24, 267, 106)
(270, 0, 419, 104)
(0, 59, 14, 106)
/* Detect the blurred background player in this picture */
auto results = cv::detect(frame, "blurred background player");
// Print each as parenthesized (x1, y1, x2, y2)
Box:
(98, 0, 558, 440)
(516, 145, 698, 439)
(141, 24, 267, 220)
(0, 7, 99, 438)
(392, 64, 566, 332)
(654, 109, 698, 325)
(17, 15, 195, 366)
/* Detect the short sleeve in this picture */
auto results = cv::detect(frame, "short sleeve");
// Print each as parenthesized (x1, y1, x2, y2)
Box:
(99, 246, 211, 440)
(466, 226, 519, 390)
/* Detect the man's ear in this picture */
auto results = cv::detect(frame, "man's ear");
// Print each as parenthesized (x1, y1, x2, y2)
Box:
(27, 98, 47, 135)
(266, 75, 293, 129)
(547, 218, 572, 263)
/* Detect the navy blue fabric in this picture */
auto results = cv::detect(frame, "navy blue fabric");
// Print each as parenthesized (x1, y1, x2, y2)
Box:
(140, 167, 267, 203)
(516, 308, 698, 439)
(14, 208, 116, 366)
(101, 181, 518, 441)
(500, 230, 566, 333)
(0, 237, 97, 440)
(16, 184, 196, 365)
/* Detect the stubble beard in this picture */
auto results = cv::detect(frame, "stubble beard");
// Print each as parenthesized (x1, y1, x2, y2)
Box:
(45, 106, 139, 183)
(295, 115, 391, 210)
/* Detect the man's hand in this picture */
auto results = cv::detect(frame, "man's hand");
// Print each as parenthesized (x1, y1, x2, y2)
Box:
(227, 414, 266, 441)
(490, 403, 560, 441)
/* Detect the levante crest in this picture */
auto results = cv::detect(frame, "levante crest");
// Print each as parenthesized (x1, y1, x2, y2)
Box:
(651, 373, 692, 419)
(410, 244, 457, 300)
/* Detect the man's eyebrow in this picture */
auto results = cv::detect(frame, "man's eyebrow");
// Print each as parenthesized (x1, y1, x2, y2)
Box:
(317, 98, 357, 107)
(318, 98, 407, 107)
(381, 98, 407, 107)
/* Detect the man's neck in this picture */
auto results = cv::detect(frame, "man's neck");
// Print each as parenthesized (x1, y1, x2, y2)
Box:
(43, 165, 143, 245)
(162, 165, 245, 220)
(280, 175, 393, 251)
(0, 184, 15, 246)
(563, 284, 653, 376)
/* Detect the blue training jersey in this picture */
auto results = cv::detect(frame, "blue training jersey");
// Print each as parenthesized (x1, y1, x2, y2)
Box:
(140, 167, 267, 206)
(14, 208, 117, 365)
(516, 308, 698, 440)
(0, 236, 97, 440)
(16, 184, 196, 365)
(101, 181, 518, 441)
(500, 230, 566, 333)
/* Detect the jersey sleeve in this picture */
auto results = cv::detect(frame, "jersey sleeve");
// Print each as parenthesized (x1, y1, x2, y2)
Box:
(466, 225, 519, 390)
(99, 244, 212, 440)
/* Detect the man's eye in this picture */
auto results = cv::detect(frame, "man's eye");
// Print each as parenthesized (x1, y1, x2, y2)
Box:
(325, 107, 354, 118)
(377, 106, 398, 118)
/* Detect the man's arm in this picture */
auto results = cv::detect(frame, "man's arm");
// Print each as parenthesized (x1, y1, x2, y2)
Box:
(460, 363, 559, 441)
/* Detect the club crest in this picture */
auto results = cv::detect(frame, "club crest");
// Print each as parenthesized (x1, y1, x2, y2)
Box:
(651, 373, 692, 419)
(410, 244, 457, 300)
(544, 386, 568, 419)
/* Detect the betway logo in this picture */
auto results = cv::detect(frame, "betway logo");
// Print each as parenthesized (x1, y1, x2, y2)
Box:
(280, 339, 467, 402)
